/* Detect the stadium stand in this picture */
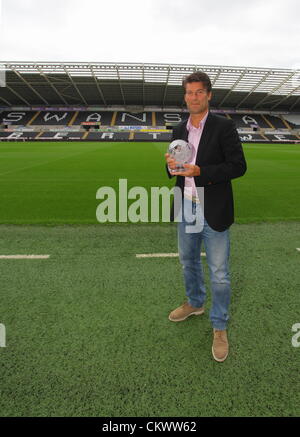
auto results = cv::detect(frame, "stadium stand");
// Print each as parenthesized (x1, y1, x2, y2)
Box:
(134, 132, 172, 141)
(265, 115, 287, 129)
(73, 111, 113, 126)
(263, 133, 299, 142)
(65, 132, 85, 140)
(238, 133, 268, 142)
(0, 110, 36, 125)
(114, 111, 152, 126)
(31, 111, 74, 126)
(229, 114, 270, 129)
(0, 62, 299, 143)
(155, 112, 189, 126)
(1, 128, 298, 143)
(86, 132, 131, 141)
(283, 114, 300, 128)
(0, 131, 38, 141)
(1, 110, 297, 128)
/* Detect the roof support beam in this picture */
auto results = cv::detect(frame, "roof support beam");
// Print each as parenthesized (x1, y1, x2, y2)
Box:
(211, 68, 222, 87)
(4, 84, 31, 106)
(162, 66, 171, 107)
(116, 65, 126, 106)
(63, 65, 88, 105)
(270, 75, 300, 110)
(219, 70, 247, 107)
(9, 65, 49, 105)
(89, 64, 107, 106)
(236, 71, 271, 109)
(35, 64, 69, 105)
(0, 96, 13, 106)
(289, 95, 300, 111)
(142, 65, 145, 108)
(253, 71, 295, 109)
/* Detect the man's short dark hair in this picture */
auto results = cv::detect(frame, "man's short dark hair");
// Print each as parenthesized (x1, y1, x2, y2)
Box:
(182, 71, 212, 93)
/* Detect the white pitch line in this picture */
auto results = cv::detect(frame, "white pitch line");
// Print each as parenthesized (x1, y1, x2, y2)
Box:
(0, 255, 50, 259)
(136, 252, 206, 258)
(296, 248, 300, 252)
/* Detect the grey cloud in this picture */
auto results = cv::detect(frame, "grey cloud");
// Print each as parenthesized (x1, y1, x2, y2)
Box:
(0, 0, 299, 69)
(2, 0, 73, 28)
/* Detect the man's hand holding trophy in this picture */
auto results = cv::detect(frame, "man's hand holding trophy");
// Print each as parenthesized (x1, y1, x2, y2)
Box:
(165, 139, 200, 177)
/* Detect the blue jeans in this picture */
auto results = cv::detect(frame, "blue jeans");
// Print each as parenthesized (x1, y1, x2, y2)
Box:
(177, 198, 231, 330)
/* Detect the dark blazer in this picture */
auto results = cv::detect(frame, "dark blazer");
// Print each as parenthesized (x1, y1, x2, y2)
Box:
(167, 112, 247, 231)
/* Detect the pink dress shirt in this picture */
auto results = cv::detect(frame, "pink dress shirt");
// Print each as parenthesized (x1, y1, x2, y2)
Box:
(184, 111, 209, 201)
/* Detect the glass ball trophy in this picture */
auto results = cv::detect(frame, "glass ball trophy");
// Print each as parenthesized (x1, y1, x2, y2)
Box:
(168, 139, 194, 172)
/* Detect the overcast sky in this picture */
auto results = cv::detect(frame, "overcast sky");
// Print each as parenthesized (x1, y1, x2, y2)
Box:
(0, 0, 299, 69)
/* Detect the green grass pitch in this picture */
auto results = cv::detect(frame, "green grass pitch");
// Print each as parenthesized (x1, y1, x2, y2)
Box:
(0, 141, 299, 224)
(0, 141, 299, 417)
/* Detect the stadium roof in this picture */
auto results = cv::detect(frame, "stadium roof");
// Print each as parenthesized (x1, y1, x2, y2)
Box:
(0, 62, 299, 111)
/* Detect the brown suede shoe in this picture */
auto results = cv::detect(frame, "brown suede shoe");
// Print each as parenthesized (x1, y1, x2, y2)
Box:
(168, 302, 205, 322)
(212, 329, 229, 362)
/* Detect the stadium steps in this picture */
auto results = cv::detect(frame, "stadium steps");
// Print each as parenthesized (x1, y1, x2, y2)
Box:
(261, 114, 274, 129)
(27, 111, 40, 126)
(260, 133, 269, 141)
(280, 115, 292, 130)
(152, 112, 156, 127)
(129, 131, 134, 140)
(111, 111, 117, 126)
(82, 131, 89, 140)
(68, 111, 79, 126)
(35, 131, 44, 139)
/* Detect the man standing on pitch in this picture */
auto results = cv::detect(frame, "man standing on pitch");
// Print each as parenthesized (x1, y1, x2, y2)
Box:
(165, 71, 247, 362)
